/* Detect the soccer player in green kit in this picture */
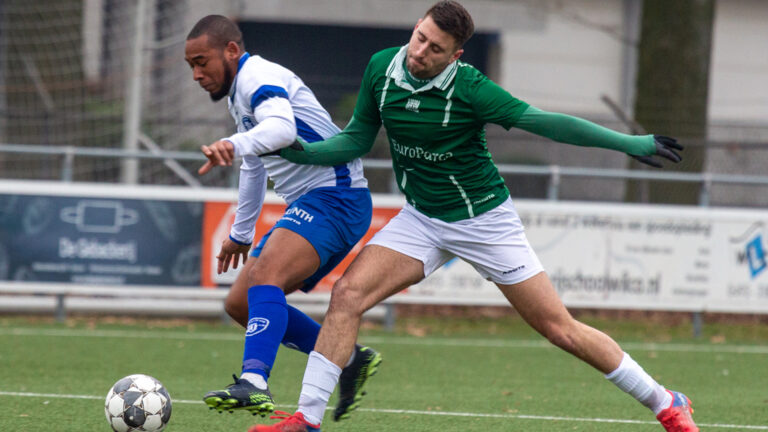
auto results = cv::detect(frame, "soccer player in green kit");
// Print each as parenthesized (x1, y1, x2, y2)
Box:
(235, 1, 698, 431)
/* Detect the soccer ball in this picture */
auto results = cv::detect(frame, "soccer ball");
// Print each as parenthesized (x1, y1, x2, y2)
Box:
(104, 374, 172, 432)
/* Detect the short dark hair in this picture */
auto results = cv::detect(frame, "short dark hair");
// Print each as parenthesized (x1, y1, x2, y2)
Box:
(187, 15, 245, 51)
(425, 1, 475, 48)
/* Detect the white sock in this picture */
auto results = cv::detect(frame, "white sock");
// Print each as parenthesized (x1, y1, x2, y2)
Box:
(240, 372, 268, 390)
(605, 352, 672, 414)
(297, 351, 342, 425)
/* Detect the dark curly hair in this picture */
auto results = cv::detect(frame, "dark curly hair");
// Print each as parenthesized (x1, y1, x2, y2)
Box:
(425, 1, 475, 48)
(187, 15, 245, 51)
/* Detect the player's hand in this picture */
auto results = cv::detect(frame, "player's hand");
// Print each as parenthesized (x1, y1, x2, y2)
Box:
(630, 135, 683, 168)
(198, 140, 235, 175)
(216, 237, 250, 274)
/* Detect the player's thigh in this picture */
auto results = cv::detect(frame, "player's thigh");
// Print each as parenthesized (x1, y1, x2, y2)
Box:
(251, 187, 371, 293)
(496, 272, 574, 333)
(337, 205, 452, 311)
(366, 204, 453, 279)
(251, 227, 320, 291)
(333, 244, 425, 313)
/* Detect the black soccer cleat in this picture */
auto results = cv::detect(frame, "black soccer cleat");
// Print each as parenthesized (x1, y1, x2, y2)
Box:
(333, 345, 382, 421)
(203, 374, 275, 417)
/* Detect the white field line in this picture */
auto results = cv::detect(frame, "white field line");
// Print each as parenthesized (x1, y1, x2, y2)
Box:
(2, 327, 768, 355)
(0, 391, 766, 430)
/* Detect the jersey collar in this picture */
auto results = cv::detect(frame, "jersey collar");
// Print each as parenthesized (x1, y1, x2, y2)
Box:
(229, 52, 251, 101)
(385, 45, 458, 93)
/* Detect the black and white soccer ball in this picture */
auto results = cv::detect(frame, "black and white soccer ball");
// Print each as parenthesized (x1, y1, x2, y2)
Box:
(104, 374, 172, 432)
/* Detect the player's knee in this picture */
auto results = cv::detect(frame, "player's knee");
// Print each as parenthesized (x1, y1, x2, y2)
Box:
(246, 264, 287, 289)
(328, 277, 366, 316)
(541, 321, 578, 352)
(224, 297, 248, 327)
(246, 263, 272, 286)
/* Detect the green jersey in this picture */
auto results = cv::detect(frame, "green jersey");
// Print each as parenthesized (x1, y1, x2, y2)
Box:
(282, 45, 656, 222)
(356, 46, 528, 221)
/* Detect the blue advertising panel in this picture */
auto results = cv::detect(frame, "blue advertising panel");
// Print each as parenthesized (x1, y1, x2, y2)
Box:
(0, 194, 203, 285)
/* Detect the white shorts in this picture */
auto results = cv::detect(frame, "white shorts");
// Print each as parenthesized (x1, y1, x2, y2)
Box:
(368, 198, 544, 285)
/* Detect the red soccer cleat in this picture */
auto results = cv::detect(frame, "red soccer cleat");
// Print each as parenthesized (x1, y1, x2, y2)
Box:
(656, 390, 699, 432)
(248, 410, 321, 432)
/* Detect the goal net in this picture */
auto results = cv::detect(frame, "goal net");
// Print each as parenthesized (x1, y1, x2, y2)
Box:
(0, 0, 234, 186)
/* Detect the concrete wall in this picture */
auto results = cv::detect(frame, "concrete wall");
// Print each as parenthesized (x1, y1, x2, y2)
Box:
(235, 0, 538, 31)
(224, 0, 767, 126)
(709, 0, 768, 125)
(233, 0, 627, 116)
(496, 0, 628, 115)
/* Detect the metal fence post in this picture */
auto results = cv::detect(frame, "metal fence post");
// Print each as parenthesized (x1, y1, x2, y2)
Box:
(692, 311, 703, 338)
(62, 147, 75, 182)
(699, 172, 712, 207)
(120, 0, 147, 184)
(55, 294, 66, 322)
(384, 303, 396, 331)
(547, 165, 560, 201)
(691, 173, 712, 337)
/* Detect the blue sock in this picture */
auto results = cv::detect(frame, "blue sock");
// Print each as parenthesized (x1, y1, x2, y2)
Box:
(242, 285, 288, 381)
(282, 304, 321, 354)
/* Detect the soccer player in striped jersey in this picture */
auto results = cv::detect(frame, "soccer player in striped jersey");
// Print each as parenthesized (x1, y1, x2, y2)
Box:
(184, 15, 381, 420)
(233, 2, 697, 431)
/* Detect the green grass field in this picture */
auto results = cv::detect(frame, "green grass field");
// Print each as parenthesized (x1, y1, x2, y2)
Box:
(1, 314, 767, 431)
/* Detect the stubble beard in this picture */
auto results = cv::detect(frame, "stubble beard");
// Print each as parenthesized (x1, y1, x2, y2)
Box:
(209, 61, 234, 102)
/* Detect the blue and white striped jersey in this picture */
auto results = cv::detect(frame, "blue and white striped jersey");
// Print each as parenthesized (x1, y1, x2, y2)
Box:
(224, 53, 367, 244)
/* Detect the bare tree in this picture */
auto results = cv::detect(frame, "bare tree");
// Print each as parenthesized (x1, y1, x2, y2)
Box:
(627, 0, 715, 204)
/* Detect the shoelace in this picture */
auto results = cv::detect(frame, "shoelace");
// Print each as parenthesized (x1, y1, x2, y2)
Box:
(230, 374, 242, 386)
(269, 410, 296, 421)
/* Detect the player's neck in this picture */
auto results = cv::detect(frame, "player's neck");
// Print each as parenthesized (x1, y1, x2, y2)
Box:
(403, 58, 433, 87)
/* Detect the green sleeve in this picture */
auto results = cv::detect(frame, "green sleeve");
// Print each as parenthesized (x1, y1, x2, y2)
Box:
(280, 116, 380, 165)
(514, 106, 655, 156)
(281, 57, 382, 166)
(468, 74, 530, 129)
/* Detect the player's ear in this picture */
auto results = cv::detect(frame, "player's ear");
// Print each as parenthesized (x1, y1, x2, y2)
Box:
(414, 18, 423, 32)
(450, 48, 464, 63)
(224, 41, 240, 60)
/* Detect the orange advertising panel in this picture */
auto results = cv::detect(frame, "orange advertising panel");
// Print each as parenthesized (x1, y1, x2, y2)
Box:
(201, 200, 401, 290)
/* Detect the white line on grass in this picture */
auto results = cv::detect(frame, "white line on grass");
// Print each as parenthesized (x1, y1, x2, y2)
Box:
(1, 391, 766, 430)
(3, 327, 768, 355)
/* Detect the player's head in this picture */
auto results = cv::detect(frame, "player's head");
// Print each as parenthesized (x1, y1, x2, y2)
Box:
(185, 15, 245, 101)
(406, 1, 474, 79)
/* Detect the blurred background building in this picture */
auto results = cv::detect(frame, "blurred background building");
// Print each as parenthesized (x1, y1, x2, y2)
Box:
(1, 0, 766, 205)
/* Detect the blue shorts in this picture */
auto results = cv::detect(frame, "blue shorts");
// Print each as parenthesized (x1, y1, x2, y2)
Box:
(249, 187, 372, 292)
